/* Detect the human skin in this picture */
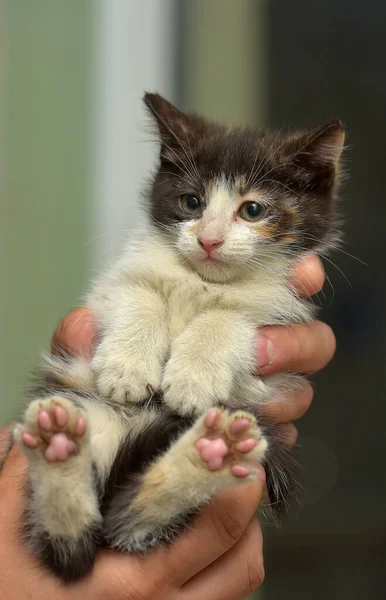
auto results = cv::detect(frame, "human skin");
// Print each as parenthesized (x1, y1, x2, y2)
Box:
(0, 255, 335, 600)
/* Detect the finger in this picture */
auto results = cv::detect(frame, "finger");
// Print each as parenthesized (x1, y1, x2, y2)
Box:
(162, 472, 265, 587)
(0, 444, 28, 525)
(290, 254, 325, 298)
(261, 381, 314, 424)
(256, 320, 336, 375)
(51, 307, 95, 358)
(181, 519, 264, 600)
(273, 422, 298, 448)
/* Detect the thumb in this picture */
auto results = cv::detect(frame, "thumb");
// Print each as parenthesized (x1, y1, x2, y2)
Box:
(51, 308, 95, 358)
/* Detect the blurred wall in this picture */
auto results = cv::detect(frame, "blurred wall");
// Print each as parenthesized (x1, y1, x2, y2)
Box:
(178, 0, 266, 126)
(1, 0, 94, 426)
(92, 0, 177, 267)
(264, 2, 386, 598)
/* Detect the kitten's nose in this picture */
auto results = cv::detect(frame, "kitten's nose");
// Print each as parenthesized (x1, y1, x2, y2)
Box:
(198, 237, 224, 255)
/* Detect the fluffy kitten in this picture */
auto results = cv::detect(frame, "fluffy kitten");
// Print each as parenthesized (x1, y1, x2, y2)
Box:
(13, 93, 345, 582)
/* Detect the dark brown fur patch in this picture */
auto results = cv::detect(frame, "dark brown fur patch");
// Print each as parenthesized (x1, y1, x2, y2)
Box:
(144, 92, 344, 255)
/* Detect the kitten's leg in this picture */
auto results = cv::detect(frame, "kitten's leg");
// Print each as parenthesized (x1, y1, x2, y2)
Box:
(104, 408, 267, 552)
(14, 396, 101, 581)
(162, 309, 255, 415)
(92, 286, 169, 404)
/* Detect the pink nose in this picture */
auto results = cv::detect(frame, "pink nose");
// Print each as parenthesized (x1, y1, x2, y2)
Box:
(198, 237, 224, 254)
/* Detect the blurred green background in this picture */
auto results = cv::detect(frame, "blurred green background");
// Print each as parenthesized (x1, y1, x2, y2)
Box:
(2, 1, 386, 598)
(1, 0, 93, 425)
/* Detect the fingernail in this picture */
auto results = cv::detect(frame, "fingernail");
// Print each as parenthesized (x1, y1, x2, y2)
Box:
(256, 334, 275, 368)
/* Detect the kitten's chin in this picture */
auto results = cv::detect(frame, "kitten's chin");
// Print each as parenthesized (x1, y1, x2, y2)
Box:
(186, 256, 241, 283)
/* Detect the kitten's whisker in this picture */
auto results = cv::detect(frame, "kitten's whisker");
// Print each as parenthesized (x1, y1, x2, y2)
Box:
(319, 255, 353, 289)
(322, 270, 336, 307)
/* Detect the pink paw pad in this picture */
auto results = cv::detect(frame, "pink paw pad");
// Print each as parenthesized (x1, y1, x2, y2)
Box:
(235, 438, 256, 453)
(19, 400, 87, 463)
(195, 409, 264, 478)
(54, 405, 68, 427)
(38, 410, 52, 431)
(195, 437, 228, 470)
(75, 416, 87, 437)
(204, 409, 221, 429)
(22, 432, 38, 449)
(44, 433, 77, 462)
(231, 465, 250, 478)
(230, 418, 250, 434)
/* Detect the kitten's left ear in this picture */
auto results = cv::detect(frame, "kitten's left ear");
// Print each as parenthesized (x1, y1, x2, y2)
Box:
(143, 93, 199, 161)
(289, 118, 345, 190)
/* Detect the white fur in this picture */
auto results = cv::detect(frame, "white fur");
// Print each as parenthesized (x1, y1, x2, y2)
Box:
(88, 178, 311, 416)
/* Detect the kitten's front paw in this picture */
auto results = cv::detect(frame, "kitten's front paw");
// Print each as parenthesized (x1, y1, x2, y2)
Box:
(162, 359, 232, 416)
(93, 341, 162, 404)
(14, 396, 87, 463)
(194, 408, 268, 479)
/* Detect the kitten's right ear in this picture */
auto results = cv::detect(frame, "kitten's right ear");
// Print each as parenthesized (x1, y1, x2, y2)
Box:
(143, 93, 193, 160)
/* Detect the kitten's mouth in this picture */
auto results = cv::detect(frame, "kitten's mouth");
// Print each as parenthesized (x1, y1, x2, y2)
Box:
(201, 253, 223, 264)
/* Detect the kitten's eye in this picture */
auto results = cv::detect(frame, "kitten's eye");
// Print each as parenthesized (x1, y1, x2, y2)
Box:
(180, 195, 202, 215)
(238, 202, 265, 222)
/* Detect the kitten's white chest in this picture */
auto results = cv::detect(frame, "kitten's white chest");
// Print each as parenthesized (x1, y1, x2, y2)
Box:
(166, 278, 220, 338)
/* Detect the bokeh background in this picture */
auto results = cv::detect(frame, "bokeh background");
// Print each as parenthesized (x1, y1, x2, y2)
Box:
(1, 1, 385, 598)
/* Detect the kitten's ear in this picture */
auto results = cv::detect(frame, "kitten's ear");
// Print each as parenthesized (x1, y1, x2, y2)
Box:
(299, 118, 345, 165)
(288, 118, 345, 190)
(143, 93, 195, 161)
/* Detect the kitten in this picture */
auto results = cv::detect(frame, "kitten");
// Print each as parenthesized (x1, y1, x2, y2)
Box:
(13, 93, 345, 582)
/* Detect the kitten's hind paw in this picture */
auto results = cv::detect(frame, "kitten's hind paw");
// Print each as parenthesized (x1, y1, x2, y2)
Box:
(14, 396, 87, 463)
(195, 408, 268, 478)
(194, 408, 268, 481)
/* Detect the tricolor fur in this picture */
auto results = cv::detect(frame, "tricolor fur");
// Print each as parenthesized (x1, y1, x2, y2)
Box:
(13, 93, 345, 581)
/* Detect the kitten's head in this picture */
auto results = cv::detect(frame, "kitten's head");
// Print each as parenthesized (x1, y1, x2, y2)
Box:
(144, 93, 345, 283)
